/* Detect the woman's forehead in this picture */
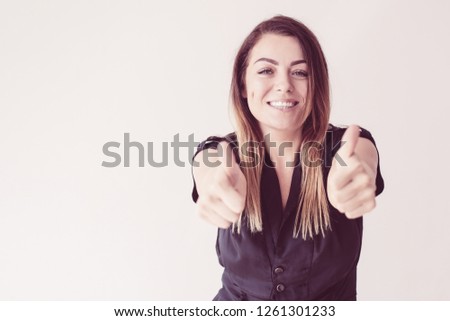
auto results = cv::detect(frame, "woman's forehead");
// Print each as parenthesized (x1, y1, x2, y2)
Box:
(248, 34, 305, 63)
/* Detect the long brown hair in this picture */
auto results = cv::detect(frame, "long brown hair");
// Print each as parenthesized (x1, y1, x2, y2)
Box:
(230, 15, 331, 239)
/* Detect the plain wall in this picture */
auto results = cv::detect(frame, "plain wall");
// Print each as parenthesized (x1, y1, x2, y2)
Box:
(1, 0, 449, 300)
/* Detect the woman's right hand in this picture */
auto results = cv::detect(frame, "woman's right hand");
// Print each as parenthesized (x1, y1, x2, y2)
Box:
(192, 141, 247, 228)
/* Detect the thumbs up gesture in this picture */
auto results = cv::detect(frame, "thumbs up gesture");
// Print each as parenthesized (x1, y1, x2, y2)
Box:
(327, 125, 377, 219)
(193, 141, 247, 228)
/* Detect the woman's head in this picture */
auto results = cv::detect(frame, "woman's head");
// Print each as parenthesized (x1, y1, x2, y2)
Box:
(231, 15, 330, 142)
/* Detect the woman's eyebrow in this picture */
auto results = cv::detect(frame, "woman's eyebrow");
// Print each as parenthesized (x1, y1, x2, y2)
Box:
(254, 57, 278, 65)
(291, 59, 306, 66)
(254, 58, 307, 66)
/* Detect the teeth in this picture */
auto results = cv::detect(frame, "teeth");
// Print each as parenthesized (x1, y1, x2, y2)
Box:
(269, 101, 297, 109)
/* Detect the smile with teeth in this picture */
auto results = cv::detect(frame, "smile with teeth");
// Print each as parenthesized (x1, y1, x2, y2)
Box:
(267, 100, 299, 110)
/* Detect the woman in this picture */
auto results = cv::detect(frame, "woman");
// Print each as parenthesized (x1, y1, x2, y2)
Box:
(192, 15, 384, 300)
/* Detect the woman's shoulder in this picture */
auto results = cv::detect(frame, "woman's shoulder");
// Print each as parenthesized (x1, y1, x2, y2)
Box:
(326, 123, 379, 147)
(323, 123, 381, 168)
(194, 132, 238, 159)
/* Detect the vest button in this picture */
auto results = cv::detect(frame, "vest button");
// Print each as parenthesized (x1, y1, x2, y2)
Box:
(274, 266, 284, 274)
(276, 283, 285, 292)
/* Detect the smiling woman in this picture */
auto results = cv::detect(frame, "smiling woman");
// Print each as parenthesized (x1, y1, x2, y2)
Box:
(191, 15, 384, 301)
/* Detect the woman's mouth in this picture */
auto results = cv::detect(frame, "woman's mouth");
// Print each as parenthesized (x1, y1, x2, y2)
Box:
(267, 100, 299, 110)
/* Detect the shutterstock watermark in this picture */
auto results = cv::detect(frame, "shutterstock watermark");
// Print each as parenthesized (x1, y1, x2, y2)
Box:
(101, 133, 347, 168)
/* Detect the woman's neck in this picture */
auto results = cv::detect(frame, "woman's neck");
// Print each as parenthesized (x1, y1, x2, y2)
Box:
(262, 130, 302, 168)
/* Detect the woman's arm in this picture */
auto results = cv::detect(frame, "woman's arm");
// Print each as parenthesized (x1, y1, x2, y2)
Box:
(327, 125, 379, 219)
(193, 141, 247, 228)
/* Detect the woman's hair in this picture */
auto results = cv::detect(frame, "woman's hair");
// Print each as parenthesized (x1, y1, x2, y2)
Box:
(230, 15, 331, 239)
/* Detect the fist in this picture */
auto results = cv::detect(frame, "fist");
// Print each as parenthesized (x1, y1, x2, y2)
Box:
(195, 142, 247, 228)
(327, 125, 377, 219)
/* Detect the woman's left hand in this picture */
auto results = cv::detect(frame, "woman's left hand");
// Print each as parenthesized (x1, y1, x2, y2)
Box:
(327, 125, 378, 219)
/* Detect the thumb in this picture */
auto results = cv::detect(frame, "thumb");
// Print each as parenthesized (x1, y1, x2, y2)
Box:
(222, 148, 247, 212)
(340, 125, 360, 158)
(225, 152, 245, 188)
(220, 142, 241, 185)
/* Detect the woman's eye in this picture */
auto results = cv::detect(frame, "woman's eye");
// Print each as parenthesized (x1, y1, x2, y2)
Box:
(257, 68, 273, 75)
(292, 70, 308, 78)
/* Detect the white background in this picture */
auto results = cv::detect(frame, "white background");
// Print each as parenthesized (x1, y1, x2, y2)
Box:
(1, 0, 449, 300)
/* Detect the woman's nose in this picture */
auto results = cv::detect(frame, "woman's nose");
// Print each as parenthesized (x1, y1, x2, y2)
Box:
(275, 74, 293, 93)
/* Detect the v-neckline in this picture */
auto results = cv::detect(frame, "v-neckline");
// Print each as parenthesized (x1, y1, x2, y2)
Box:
(264, 152, 300, 211)
(262, 152, 301, 245)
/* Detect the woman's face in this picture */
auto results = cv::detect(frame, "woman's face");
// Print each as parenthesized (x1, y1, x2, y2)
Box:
(244, 33, 309, 138)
